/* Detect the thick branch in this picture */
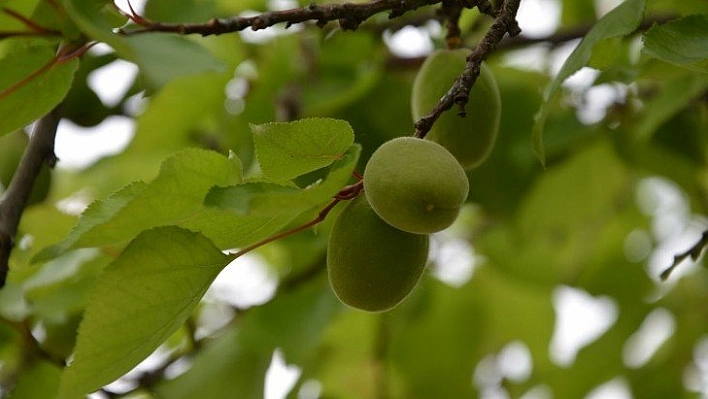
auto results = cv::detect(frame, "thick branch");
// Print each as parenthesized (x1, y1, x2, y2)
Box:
(414, 0, 521, 138)
(0, 105, 62, 288)
(121, 0, 447, 35)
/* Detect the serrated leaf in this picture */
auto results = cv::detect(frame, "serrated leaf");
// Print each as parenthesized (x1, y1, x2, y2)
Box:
(0, 38, 79, 136)
(32, 181, 148, 263)
(56, 226, 229, 399)
(36, 148, 300, 258)
(206, 144, 360, 215)
(531, 0, 646, 164)
(642, 14, 708, 72)
(72, 148, 241, 246)
(251, 118, 354, 180)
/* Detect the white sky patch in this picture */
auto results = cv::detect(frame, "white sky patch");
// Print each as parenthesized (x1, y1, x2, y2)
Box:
(430, 234, 476, 287)
(114, 0, 147, 15)
(585, 377, 633, 399)
(497, 341, 533, 382)
(88, 60, 139, 107)
(622, 308, 676, 368)
(264, 349, 302, 399)
(206, 253, 278, 309)
(55, 116, 135, 169)
(384, 26, 434, 58)
(550, 286, 618, 367)
(516, 0, 561, 38)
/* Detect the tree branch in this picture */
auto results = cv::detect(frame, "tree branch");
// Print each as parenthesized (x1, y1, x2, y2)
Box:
(660, 230, 708, 280)
(414, 0, 521, 138)
(120, 0, 449, 35)
(0, 105, 62, 288)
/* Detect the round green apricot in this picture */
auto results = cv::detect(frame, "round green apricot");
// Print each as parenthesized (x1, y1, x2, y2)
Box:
(327, 195, 429, 312)
(363, 137, 469, 234)
(412, 49, 501, 170)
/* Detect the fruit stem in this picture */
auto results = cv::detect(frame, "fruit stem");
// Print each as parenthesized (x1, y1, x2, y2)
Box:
(226, 180, 364, 261)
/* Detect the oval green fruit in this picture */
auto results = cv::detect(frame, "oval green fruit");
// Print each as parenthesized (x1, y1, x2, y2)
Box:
(364, 137, 469, 234)
(412, 49, 501, 169)
(327, 195, 429, 312)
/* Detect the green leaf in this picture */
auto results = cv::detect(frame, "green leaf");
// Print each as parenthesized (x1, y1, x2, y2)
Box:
(206, 144, 360, 215)
(125, 33, 226, 90)
(532, 0, 646, 164)
(56, 226, 229, 399)
(7, 361, 61, 399)
(36, 148, 303, 258)
(633, 73, 708, 142)
(155, 276, 339, 399)
(0, 38, 79, 136)
(32, 181, 148, 263)
(0, 1, 41, 31)
(251, 118, 355, 180)
(61, 0, 224, 90)
(60, 0, 131, 55)
(642, 14, 708, 72)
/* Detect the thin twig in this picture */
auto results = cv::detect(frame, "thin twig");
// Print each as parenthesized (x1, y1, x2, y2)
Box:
(119, 0, 447, 35)
(660, 230, 708, 280)
(414, 0, 521, 138)
(0, 106, 63, 288)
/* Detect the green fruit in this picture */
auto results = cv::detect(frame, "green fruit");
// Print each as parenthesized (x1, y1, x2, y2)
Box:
(363, 137, 469, 234)
(327, 196, 429, 312)
(412, 49, 501, 169)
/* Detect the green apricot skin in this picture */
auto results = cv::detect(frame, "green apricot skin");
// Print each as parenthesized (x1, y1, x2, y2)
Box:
(363, 137, 469, 234)
(327, 195, 429, 312)
(412, 49, 501, 170)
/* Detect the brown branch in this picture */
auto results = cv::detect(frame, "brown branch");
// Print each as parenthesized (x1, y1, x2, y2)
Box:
(119, 0, 451, 36)
(414, 0, 521, 138)
(441, 0, 464, 49)
(0, 106, 62, 288)
(660, 230, 708, 281)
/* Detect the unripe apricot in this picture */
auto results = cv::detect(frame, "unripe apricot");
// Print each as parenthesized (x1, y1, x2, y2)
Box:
(412, 49, 501, 169)
(327, 196, 429, 312)
(363, 137, 468, 234)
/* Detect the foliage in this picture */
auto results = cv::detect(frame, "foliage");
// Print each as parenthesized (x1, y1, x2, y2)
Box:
(0, 0, 707, 398)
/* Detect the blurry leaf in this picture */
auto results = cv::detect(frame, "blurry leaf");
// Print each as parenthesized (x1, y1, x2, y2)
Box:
(466, 66, 546, 215)
(0, 130, 28, 187)
(125, 34, 226, 90)
(304, 310, 379, 399)
(388, 278, 483, 399)
(252, 118, 354, 180)
(302, 33, 382, 116)
(24, 249, 109, 323)
(0, 1, 41, 31)
(560, 0, 596, 25)
(0, 38, 79, 136)
(56, 226, 229, 399)
(154, 326, 271, 399)
(532, 0, 646, 163)
(60, 0, 131, 55)
(206, 144, 360, 215)
(7, 361, 61, 399)
(633, 73, 708, 142)
(156, 276, 339, 399)
(642, 14, 708, 72)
